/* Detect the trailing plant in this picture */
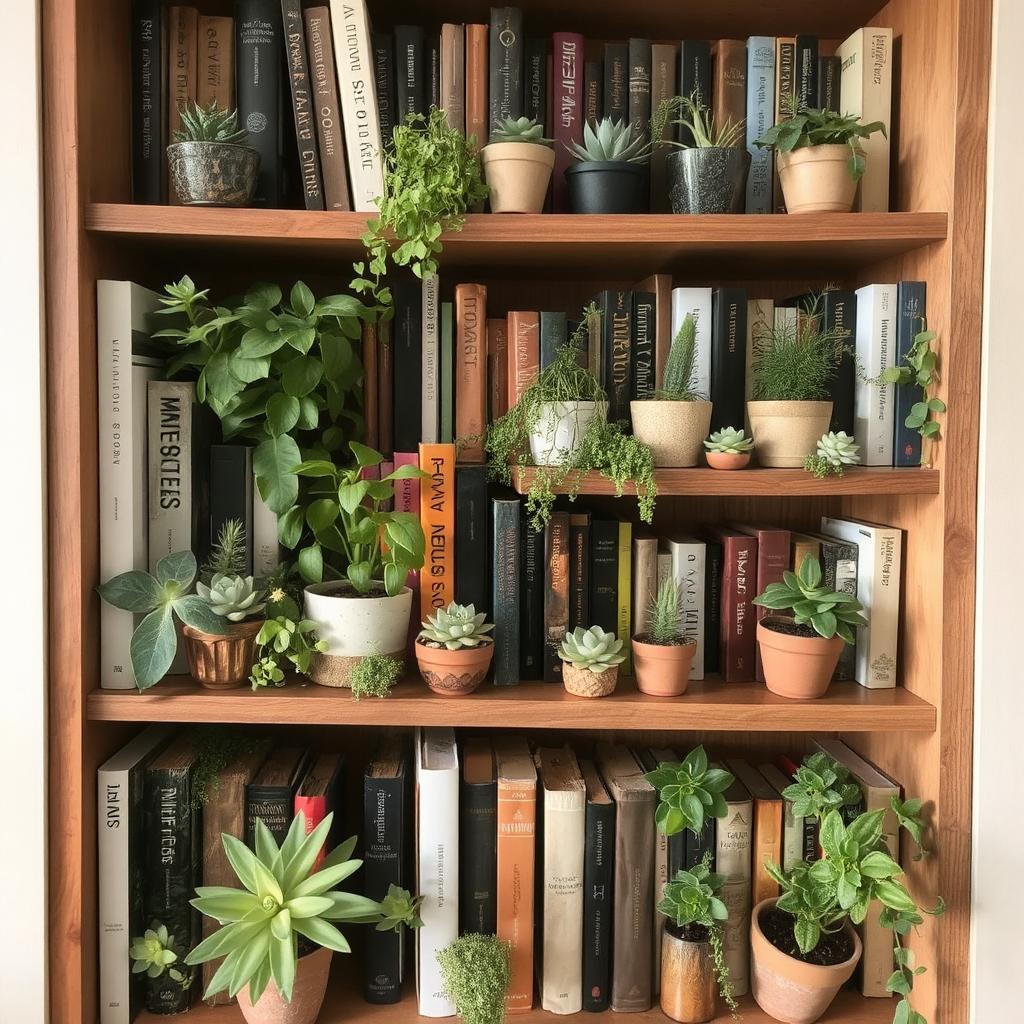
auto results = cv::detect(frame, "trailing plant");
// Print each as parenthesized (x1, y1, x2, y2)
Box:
(97, 551, 229, 690)
(419, 603, 495, 649)
(190, 728, 268, 811)
(880, 323, 946, 443)
(436, 933, 511, 1024)
(558, 626, 626, 673)
(667, 93, 745, 149)
(643, 578, 685, 645)
(130, 924, 191, 989)
(202, 518, 248, 583)
(248, 616, 327, 689)
(644, 745, 734, 837)
(804, 430, 861, 478)
(173, 101, 248, 145)
(196, 573, 266, 621)
(656, 312, 704, 400)
(704, 427, 753, 454)
(349, 653, 404, 700)
(490, 116, 552, 145)
(262, 564, 304, 620)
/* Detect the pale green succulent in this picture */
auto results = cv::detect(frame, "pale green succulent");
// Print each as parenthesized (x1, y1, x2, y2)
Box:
(196, 573, 266, 622)
(129, 925, 188, 984)
(173, 101, 248, 145)
(805, 431, 861, 478)
(559, 626, 626, 673)
(704, 427, 754, 454)
(568, 117, 650, 164)
(491, 116, 552, 145)
(419, 602, 495, 650)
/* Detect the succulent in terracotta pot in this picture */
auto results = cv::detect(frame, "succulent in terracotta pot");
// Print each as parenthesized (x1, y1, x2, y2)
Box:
(558, 625, 626, 697)
(632, 578, 697, 696)
(415, 602, 495, 695)
(481, 116, 556, 213)
(703, 426, 754, 470)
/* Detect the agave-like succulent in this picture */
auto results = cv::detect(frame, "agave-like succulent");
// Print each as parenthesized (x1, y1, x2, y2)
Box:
(197, 573, 266, 622)
(491, 115, 553, 145)
(174, 101, 249, 145)
(129, 924, 188, 984)
(419, 602, 495, 649)
(559, 626, 626, 673)
(568, 117, 650, 164)
(704, 427, 754, 454)
(805, 431, 861, 478)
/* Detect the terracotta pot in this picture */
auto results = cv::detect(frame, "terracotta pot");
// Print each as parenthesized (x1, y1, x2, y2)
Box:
(777, 145, 858, 214)
(182, 619, 263, 690)
(705, 451, 751, 470)
(757, 617, 845, 699)
(667, 147, 750, 215)
(415, 640, 495, 695)
(746, 401, 832, 468)
(632, 637, 697, 696)
(481, 142, 556, 213)
(661, 926, 718, 1023)
(750, 899, 862, 1024)
(561, 661, 619, 698)
(236, 946, 332, 1024)
(167, 141, 260, 207)
(528, 401, 603, 466)
(630, 400, 713, 468)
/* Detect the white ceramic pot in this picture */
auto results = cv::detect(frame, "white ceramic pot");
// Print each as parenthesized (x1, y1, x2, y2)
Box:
(777, 145, 858, 214)
(303, 582, 412, 658)
(528, 401, 602, 466)
(746, 401, 833, 467)
(630, 400, 713, 467)
(481, 142, 556, 213)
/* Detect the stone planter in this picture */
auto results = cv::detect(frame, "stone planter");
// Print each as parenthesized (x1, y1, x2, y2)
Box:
(528, 401, 602, 466)
(777, 145, 858, 214)
(631, 400, 713, 467)
(660, 925, 718, 1023)
(415, 640, 495, 695)
(746, 400, 833, 468)
(481, 142, 555, 213)
(182, 619, 263, 690)
(667, 147, 750, 214)
(236, 946, 332, 1024)
(561, 661, 619, 698)
(167, 141, 259, 207)
(757, 617, 845, 699)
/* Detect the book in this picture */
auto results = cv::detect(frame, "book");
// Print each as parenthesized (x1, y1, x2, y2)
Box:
(364, 739, 408, 1004)
(209, 445, 253, 574)
(98, 725, 173, 1024)
(703, 537, 723, 675)
(428, 34, 441, 110)
(580, 758, 614, 1012)
(818, 55, 842, 112)
(361, 322, 380, 453)
(758, 763, 806, 871)
(305, 7, 351, 210)
(708, 527, 758, 682)
(415, 728, 459, 1017)
(419, 444, 456, 614)
(539, 311, 568, 371)
(640, 746, 677, 996)
(603, 43, 628, 122)
(507, 311, 540, 409)
(455, 283, 487, 462)
(461, 739, 497, 933)
(537, 747, 586, 1014)
(713, 40, 746, 144)
(131, 0, 164, 203)
(733, 523, 790, 682)
(295, 753, 345, 869)
(394, 451, 420, 599)
(791, 532, 822, 574)
(282, 0, 325, 210)
(627, 38, 652, 143)
(716, 771, 753, 997)
(664, 535, 706, 679)
(440, 304, 455, 444)
(632, 535, 659, 637)
(98, 281, 163, 690)
(330, 0, 383, 211)
(492, 496, 521, 685)
(649, 44, 678, 212)
(487, 318, 509, 423)
(590, 519, 619, 635)
(237, 1, 282, 206)
(773, 36, 797, 213)
(544, 511, 570, 682)
(196, 15, 233, 111)
(823, 289, 858, 436)
(854, 284, 897, 465)
(820, 516, 902, 688)
(584, 59, 602, 123)
(634, 274, 672, 390)
(552, 32, 585, 213)
(745, 297, 775, 413)
(440, 23, 466, 133)
(489, 7, 524, 131)
(394, 25, 426, 118)
(466, 24, 489, 147)
(745, 37, 776, 213)
(711, 287, 747, 430)
(372, 31, 396, 152)
(616, 521, 633, 674)
(894, 282, 927, 466)
(631, 291, 656, 400)
(569, 512, 591, 631)
(600, 290, 633, 425)
(525, 36, 548, 127)
(393, 278, 422, 452)
(795, 35, 819, 110)
(495, 737, 537, 1013)
(456, 465, 489, 614)
(377, 319, 394, 455)
(671, 287, 713, 401)
(167, 7, 198, 138)
(245, 747, 310, 845)
(727, 759, 782, 906)
(422, 274, 440, 445)
(678, 40, 711, 145)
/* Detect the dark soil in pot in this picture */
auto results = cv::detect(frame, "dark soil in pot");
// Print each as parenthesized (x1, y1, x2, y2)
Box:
(760, 907, 855, 967)
(761, 619, 820, 640)
(667, 922, 711, 943)
(634, 633, 692, 647)
(313, 580, 390, 599)
(565, 161, 648, 213)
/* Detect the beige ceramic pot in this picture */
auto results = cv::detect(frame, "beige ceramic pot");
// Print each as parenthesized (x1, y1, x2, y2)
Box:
(751, 899, 862, 1024)
(182, 619, 263, 690)
(705, 450, 751, 470)
(757, 617, 845, 699)
(481, 142, 556, 213)
(236, 946, 332, 1024)
(661, 926, 718, 1023)
(630, 400, 713, 468)
(415, 640, 495, 695)
(562, 661, 619, 698)
(746, 400, 832, 467)
(777, 145, 858, 214)
(632, 637, 697, 696)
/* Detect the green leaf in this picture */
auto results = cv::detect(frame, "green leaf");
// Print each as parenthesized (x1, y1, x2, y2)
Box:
(861, 850, 902, 879)
(277, 506, 305, 549)
(297, 396, 319, 430)
(297, 544, 324, 583)
(306, 499, 340, 534)
(290, 282, 315, 318)
(97, 570, 164, 613)
(316, 293, 365, 319)
(239, 326, 288, 358)
(349, 440, 383, 467)
(269, 932, 296, 1003)
(266, 394, 300, 437)
(383, 561, 406, 597)
(384, 512, 425, 560)
(347, 560, 373, 593)
(245, 283, 282, 310)
(173, 595, 230, 635)
(291, 916, 352, 954)
(874, 879, 918, 912)
(155, 550, 198, 590)
(221, 834, 260, 893)
(230, 352, 271, 384)
(130, 606, 178, 689)
(337, 480, 371, 514)
(292, 459, 338, 478)
(282, 355, 323, 397)
(254, 434, 302, 515)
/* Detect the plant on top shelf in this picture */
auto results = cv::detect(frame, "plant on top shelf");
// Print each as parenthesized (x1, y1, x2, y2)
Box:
(348, 652, 404, 700)
(248, 615, 327, 690)
(804, 430, 861, 478)
(880, 322, 946, 460)
(703, 427, 754, 470)
(751, 554, 867, 699)
(751, 751, 944, 1024)
(481, 116, 556, 214)
(415, 602, 496, 697)
(632, 578, 698, 698)
(557, 625, 626, 699)
(437, 933, 511, 1024)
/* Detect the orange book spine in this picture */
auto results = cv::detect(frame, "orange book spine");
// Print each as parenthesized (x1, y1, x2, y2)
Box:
(361, 322, 379, 452)
(497, 777, 537, 1012)
(506, 311, 539, 410)
(196, 15, 234, 111)
(455, 284, 488, 462)
(752, 798, 783, 905)
(418, 443, 456, 612)
(465, 24, 489, 148)
(488, 317, 508, 422)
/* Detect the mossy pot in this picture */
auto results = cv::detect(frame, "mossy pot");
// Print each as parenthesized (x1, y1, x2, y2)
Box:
(561, 660, 619, 697)
(167, 141, 260, 207)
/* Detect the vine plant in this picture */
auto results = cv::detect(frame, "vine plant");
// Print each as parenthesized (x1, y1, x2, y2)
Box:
(881, 323, 946, 445)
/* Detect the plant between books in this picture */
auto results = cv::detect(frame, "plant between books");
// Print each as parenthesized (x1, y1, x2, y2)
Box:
(415, 603, 496, 696)
(804, 430, 861, 478)
(880, 323, 946, 448)
(129, 924, 191, 990)
(248, 616, 327, 690)
(752, 751, 944, 1024)
(482, 117, 556, 214)
(436, 933, 511, 1024)
(558, 625, 626, 698)
(703, 426, 754, 470)
(564, 114, 654, 214)
(348, 652, 404, 700)
(632, 578, 698, 698)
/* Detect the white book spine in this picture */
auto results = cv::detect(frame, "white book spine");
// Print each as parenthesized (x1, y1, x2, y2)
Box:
(330, 0, 384, 211)
(422, 273, 440, 444)
(670, 288, 713, 398)
(716, 797, 753, 997)
(252, 484, 280, 577)
(745, 37, 776, 213)
(745, 298, 775, 404)
(854, 284, 897, 465)
(667, 539, 706, 679)
(774, 305, 798, 334)
(147, 381, 193, 571)
(656, 550, 672, 588)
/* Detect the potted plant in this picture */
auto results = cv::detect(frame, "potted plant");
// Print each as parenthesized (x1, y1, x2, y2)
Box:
(564, 117, 651, 213)
(480, 116, 555, 214)
(436, 933, 511, 1024)
(186, 811, 421, 1024)
(248, 615, 327, 689)
(751, 555, 867, 698)
(558, 625, 626, 698)
(167, 100, 260, 207)
(703, 427, 754, 470)
(349, 653, 404, 700)
(804, 431, 861, 478)
(754, 100, 887, 214)
(752, 752, 943, 1024)
(631, 312, 712, 467)
(415, 602, 496, 696)
(632, 578, 697, 697)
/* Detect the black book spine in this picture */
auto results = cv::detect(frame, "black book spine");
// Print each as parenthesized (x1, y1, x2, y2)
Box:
(394, 25, 425, 118)
(631, 291, 655, 400)
(392, 279, 423, 452)
(524, 37, 548, 127)
(894, 281, 927, 467)
(539, 311, 568, 370)
(456, 466, 489, 615)
(210, 445, 253, 574)
(802, 816, 819, 862)
(686, 818, 715, 870)
(282, 0, 325, 211)
(237, 0, 283, 206)
(678, 40, 711, 144)
(427, 34, 440, 111)
(704, 539, 723, 675)
(582, 798, 615, 1012)
(823, 290, 857, 435)
(460, 778, 498, 933)
(601, 290, 633, 426)
(602, 43, 628, 122)
(795, 35, 819, 110)
(667, 830, 685, 877)
(584, 60, 603, 122)
(710, 287, 747, 431)
(373, 32, 397, 151)
(520, 521, 545, 679)
(245, 753, 309, 845)
(489, 6, 524, 131)
(817, 55, 841, 113)
(569, 515, 590, 631)
(131, 0, 164, 203)
(627, 39, 652, 141)
(589, 519, 619, 635)
(492, 497, 521, 685)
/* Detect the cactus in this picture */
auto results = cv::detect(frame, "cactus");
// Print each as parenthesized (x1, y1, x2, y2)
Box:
(173, 101, 248, 145)
(558, 626, 626, 673)
(196, 574, 266, 622)
(419, 602, 495, 649)
(659, 313, 703, 400)
(568, 117, 650, 164)
(704, 427, 754, 454)
(491, 116, 552, 145)
(805, 431, 861, 478)
(645, 578, 685, 645)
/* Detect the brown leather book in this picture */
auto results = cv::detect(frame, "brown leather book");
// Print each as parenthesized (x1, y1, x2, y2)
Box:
(731, 523, 791, 682)
(487, 317, 508, 422)
(440, 23, 466, 134)
(168, 7, 198, 134)
(727, 759, 782, 907)
(377, 318, 394, 454)
(649, 43, 678, 212)
(633, 274, 672, 390)
(465, 24, 489, 147)
(196, 16, 234, 111)
(712, 39, 747, 144)
(705, 527, 759, 682)
(362, 322, 379, 452)
(455, 284, 487, 462)
(506, 311, 539, 410)
(304, 6, 352, 211)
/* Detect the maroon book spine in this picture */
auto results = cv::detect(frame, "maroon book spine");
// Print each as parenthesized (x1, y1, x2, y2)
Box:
(711, 530, 758, 682)
(552, 32, 584, 212)
(736, 525, 791, 681)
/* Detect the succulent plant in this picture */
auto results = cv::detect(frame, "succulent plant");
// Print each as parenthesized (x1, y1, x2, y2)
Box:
(658, 313, 703, 400)
(558, 626, 626, 673)
(173, 101, 249, 145)
(644, 578, 685, 645)
(804, 430, 861, 478)
(196, 573, 266, 622)
(129, 925, 189, 986)
(491, 115, 553, 145)
(704, 427, 754, 454)
(419, 602, 495, 650)
(568, 117, 651, 164)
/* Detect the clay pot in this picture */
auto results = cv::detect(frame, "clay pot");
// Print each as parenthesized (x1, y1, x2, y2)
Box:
(565, 160, 649, 213)
(481, 142, 556, 213)
(182, 619, 263, 690)
(757, 617, 845, 699)
(746, 401, 833, 468)
(632, 637, 697, 696)
(750, 899, 862, 1024)
(661, 926, 718, 1023)
(529, 401, 603, 466)
(236, 946, 332, 1024)
(777, 145, 858, 214)
(167, 141, 260, 207)
(667, 147, 750, 215)
(705, 451, 751, 470)
(561, 661, 619, 698)
(630, 400, 713, 468)
(415, 640, 495, 695)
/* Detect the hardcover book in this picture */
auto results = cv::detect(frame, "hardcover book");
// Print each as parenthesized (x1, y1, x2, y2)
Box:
(131, 0, 164, 203)
(602, 43, 628, 121)
(282, 0, 325, 210)
(305, 7, 351, 210)
(671, 287, 713, 400)
(713, 39, 746, 144)
(727, 759, 782, 907)
(361, 322, 379, 453)
(678, 40, 711, 144)
(580, 758, 615, 1012)
(552, 32, 585, 212)
(823, 289, 858, 436)
(773, 36, 797, 213)
(466, 24, 489, 146)
(393, 278, 422, 452)
(745, 37, 776, 213)
(524, 36, 548, 127)
(196, 15, 234, 112)
(487, 317, 509, 422)
(640, 747, 676, 995)
(544, 511, 571, 682)
(894, 282, 927, 466)
(855, 283, 897, 464)
(732, 523, 791, 682)
(759, 762, 806, 871)
(634, 274, 672, 388)
(419, 444, 456, 614)
(237, 1, 282, 205)
(455, 284, 488, 462)
(707, 527, 758, 681)
(539, 311, 568, 370)
(489, 7, 524, 131)
(584, 59, 602, 123)
(600, 290, 633, 425)
(460, 739, 497, 934)
(456, 465, 489, 614)
(795, 35, 819, 110)
(295, 753, 345, 868)
(372, 31, 396, 151)
(632, 291, 656, 400)
(209, 445, 253, 573)
(627, 38, 652, 142)
(491, 496, 521, 684)
(818, 55, 842, 112)
(703, 537, 723, 675)
(507, 311, 540, 409)
(440, 303, 455, 444)
(168, 6, 198, 139)
(569, 512, 591, 631)
(245, 747, 310, 846)
(377, 319, 394, 454)
(616, 521, 633, 675)
(716, 772, 753, 997)
(440, 23, 466, 133)
(632, 535, 659, 637)
(393, 452, 421, 602)
(422, 274, 440, 445)
(663, 535, 706, 679)
(649, 44, 678, 212)
(711, 288, 747, 430)
(520, 519, 545, 680)
(394, 25, 426, 118)
(745, 298, 775, 415)
(590, 519, 619, 635)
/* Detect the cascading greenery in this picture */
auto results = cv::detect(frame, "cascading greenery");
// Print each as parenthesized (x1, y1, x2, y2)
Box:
(349, 653, 404, 700)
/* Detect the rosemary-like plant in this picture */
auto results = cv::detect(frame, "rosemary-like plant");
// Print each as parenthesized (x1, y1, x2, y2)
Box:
(644, 578, 685, 645)
(201, 518, 248, 584)
(657, 313, 704, 400)
(349, 653, 404, 700)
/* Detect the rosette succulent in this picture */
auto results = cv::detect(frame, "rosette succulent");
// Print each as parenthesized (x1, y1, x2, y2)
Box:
(129, 925, 189, 984)
(558, 626, 626, 673)
(491, 115, 552, 145)
(704, 427, 754, 454)
(568, 117, 650, 164)
(419, 602, 495, 650)
(197, 573, 266, 622)
(173, 100, 248, 145)
(805, 430, 861, 478)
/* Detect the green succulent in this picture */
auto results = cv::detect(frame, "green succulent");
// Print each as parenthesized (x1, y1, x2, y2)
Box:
(568, 117, 650, 164)
(645, 577, 685, 645)
(491, 116, 553, 146)
(658, 313, 703, 401)
(173, 100, 249, 145)
(644, 745, 735, 836)
(704, 427, 754, 454)
(196, 573, 266, 622)
(129, 925, 187, 983)
(805, 431, 861, 478)
(558, 626, 626, 673)
(419, 602, 495, 650)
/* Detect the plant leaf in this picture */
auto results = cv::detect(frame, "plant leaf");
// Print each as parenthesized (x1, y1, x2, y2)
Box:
(97, 570, 163, 612)
(254, 434, 302, 515)
(155, 550, 198, 590)
(129, 605, 178, 689)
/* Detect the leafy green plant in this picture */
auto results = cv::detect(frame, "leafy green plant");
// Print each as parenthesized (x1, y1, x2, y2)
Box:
(644, 745, 734, 837)
(419, 603, 495, 649)
(130, 925, 190, 988)
(349, 653, 404, 700)
(752, 555, 868, 644)
(643, 578, 685, 645)
(173, 101, 248, 145)
(667, 94, 744, 150)
(97, 551, 229, 690)
(657, 313, 704, 401)
(704, 427, 753, 454)
(804, 430, 861, 478)
(558, 626, 626, 673)
(782, 751, 863, 822)
(490, 116, 552, 146)
(248, 616, 327, 689)
(436, 933, 511, 1024)
(880, 324, 946, 443)
(568, 117, 650, 163)
(185, 811, 422, 1004)
(196, 574, 266, 621)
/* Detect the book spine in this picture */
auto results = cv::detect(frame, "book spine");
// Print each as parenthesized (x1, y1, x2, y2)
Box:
(524, 37, 548, 126)
(894, 282, 927, 466)
(305, 7, 351, 210)
(393, 280, 422, 452)
(773, 37, 796, 212)
(602, 43, 627, 121)
(584, 59, 602, 122)
(167, 6, 198, 138)
(611, 796, 654, 1012)
(147, 381, 194, 571)
(428, 33, 441, 111)
(649, 44, 678, 212)
(282, 0, 325, 210)
(794, 35, 819, 109)
(670, 287, 713, 398)
(377, 319, 394, 454)
(627, 38, 652, 143)
(372, 31, 396, 152)
(677, 41, 711, 144)
(461, 779, 498, 933)
(750, 528, 790, 682)
(432, 303, 452, 445)
(713, 40, 746, 145)
(492, 499, 521, 685)
(455, 284, 487, 461)
(602, 290, 633, 426)
(487, 318, 508, 423)
(631, 292, 656, 399)
(711, 288, 747, 430)
(818, 54, 841, 112)
(745, 37, 776, 213)
(552, 32, 584, 213)
(543, 512, 570, 682)
(506, 311, 540, 409)
(209, 445, 254, 573)
(820, 539, 858, 680)
(250, 484, 279, 582)
(131, 0, 164, 203)
(719, 534, 757, 681)
(744, 298, 775, 410)
(440, 23, 465, 133)
(671, 540, 706, 680)
(455, 466, 489, 614)
(363, 773, 405, 1003)
(497, 774, 537, 1012)
(716, 797, 753, 997)
(394, 25, 425, 118)
(631, 537, 658, 638)
(465, 24, 489, 148)
(236, 1, 282, 206)
(703, 539, 723, 675)
(196, 16, 234, 111)
(488, 6, 523, 131)
(589, 520, 619, 635)
(611, 522, 632, 674)
(362, 322, 379, 453)
(520, 520, 545, 679)
(854, 284, 897, 465)
(823, 290, 858, 436)
(393, 452, 420, 601)
(569, 514, 590, 631)
(419, 444, 456, 615)
(582, 797, 614, 1012)
(538, 310, 567, 371)
(245, 783, 296, 846)
(422, 274, 440, 445)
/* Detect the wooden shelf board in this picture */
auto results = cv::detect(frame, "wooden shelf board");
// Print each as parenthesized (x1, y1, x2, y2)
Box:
(85, 205, 947, 275)
(86, 676, 935, 732)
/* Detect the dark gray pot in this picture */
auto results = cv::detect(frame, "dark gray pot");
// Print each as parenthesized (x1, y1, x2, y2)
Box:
(167, 142, 260, 207)
(667, 147, 751, 214)
(565, 161, 649, 214)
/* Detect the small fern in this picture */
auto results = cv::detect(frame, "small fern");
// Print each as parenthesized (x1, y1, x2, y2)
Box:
(658, 313, 704, 401)
(646, 577, 685, 644)
(201, 519, 248, 584)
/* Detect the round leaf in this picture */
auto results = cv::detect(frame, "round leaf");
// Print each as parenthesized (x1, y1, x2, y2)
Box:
(254, 435, 302, 515)
(277, 505, 305, 549)
(97, 570, 164, 613)
(282, 355, 323, 397)
(266, 394, 300, 437)
(290, 282, 315, 318)
(306, 499, 339, 534)
(130, 606, 178, 690)
(297, 544, 324, 583)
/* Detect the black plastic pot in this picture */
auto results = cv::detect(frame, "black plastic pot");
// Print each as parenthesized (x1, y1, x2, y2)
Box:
(565, 161, 649, 214)
(667, 148, 751, 214)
